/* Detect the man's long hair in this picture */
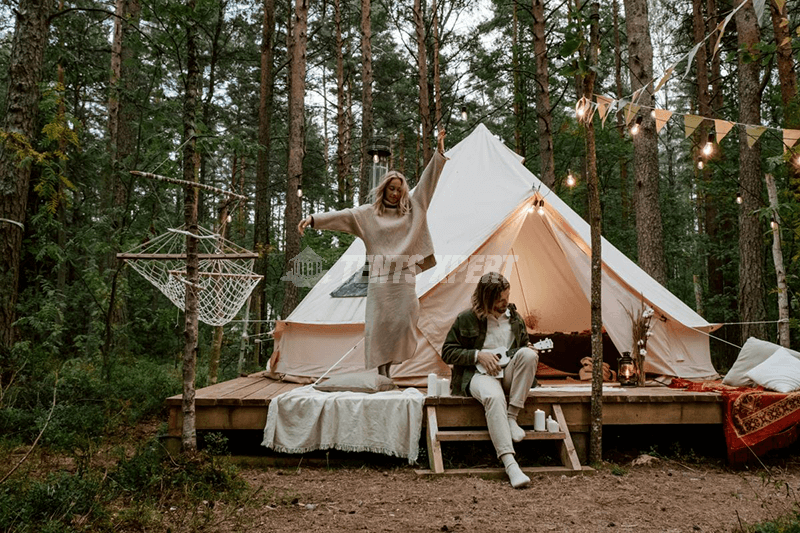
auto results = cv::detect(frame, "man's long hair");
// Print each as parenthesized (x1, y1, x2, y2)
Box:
(371, 171, 412, 216)
(471, 272, 510, 320)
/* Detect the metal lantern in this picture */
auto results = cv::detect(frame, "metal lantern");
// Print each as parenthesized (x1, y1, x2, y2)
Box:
(367, 139, 391, 198)
(617, 351, 638, 387)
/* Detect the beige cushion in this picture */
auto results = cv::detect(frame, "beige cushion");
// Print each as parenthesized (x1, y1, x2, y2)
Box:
(313, 371, 398, 393)
(722, 337, 800, 387)
(745, 348, 800, 393)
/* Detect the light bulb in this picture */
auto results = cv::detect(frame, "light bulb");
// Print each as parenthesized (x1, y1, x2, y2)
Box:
(702, 132, 715, 156)
(697, 160, 704, 170)
(461, 105, 468, 120)
(771, 220, 778, 230)
(373, 153, 379, 164)
(297, 187, 303, 198)
(566, 172, 576, 187)
(630, 116, 642, 135)
(736, 192, 743, 205)
(650, 109, 656, 118)
(226, 214, 232, 223)
(537, 201, 545, 216)
(527, 205, 534, 214)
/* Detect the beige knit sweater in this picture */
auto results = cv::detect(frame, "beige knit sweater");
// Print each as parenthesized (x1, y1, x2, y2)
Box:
(311, 150, 447, 274)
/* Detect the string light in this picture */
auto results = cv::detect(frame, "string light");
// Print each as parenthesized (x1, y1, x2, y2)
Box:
(537, 199, 545, 216)
(697, 160, 704, 170)
(771, 219, 778, 230)
(226, 214, 232, 223)
(461, 104, 468, 121)
(702, 132, 715, 156)
(575, 97, 590, 121)
(566, 170, 576, 187)
(630, 116, 643, 135)
(650, 109, 657, 119)
(297, 187, 303, 198)
(527, 203, 534, 214)
(736, 192, 743, 204)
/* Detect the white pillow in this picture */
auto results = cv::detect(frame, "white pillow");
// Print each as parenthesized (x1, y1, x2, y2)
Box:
(745, 348, 800, 393)
(722, 337, 800, 387)
(313, 371, 397, 393)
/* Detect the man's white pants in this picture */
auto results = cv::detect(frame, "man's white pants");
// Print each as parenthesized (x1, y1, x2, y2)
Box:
(468, 347, 539, 458)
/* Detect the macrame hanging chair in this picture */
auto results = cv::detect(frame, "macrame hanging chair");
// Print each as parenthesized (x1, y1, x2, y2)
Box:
(120, 225, 262, 327)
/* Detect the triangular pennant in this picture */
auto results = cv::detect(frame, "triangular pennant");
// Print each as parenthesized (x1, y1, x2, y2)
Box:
(684, 114, 704, 138)
(775, 0, 786, 11)
(753, 0, 766, 25)
(653, 109, 673, 133)
(625, 104, 641, 125)
(713, 10, 736, 60)
(683, 42, 703, 80)
(595, 95, 614, 126)
(654, 65, 675, 94)
(746, 125, 767, 147)
(783, 129, 800, 152)
(714, 119, 735, 143)
(631, 87, 645, 104)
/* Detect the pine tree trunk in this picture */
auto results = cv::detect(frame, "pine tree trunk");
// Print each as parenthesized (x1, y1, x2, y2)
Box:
(0, 0, 51, 353)
(431, 0, 442, 128)
(181, 0, 201, 452)
(254, 0, 275, 344)
(691, 0, 710, 317)
(413, 0, 432, 167)
(531, 0, 555, 188)
(612, 0, 629, 223)
(769, 0, 800, 198)
(584, 2, 603, 466)
(735, 0, 767, 344)
(281, 0, 309, 318)
(623, 0, 666, 285)
(512, 2, 522, 156)
(359, 0, 373, 204)
(198, 1, 225, 224)
(765, 174, 790, 347)
(335, 0, 351, 209)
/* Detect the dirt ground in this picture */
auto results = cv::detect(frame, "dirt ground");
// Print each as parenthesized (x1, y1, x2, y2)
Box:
(175, 443, 800, 533)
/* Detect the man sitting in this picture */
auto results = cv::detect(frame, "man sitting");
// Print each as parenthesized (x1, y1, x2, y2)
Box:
(441, 272, 539, 489)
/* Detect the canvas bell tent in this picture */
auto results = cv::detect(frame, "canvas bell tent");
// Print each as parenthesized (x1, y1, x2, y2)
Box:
(268, 124, 718, 385)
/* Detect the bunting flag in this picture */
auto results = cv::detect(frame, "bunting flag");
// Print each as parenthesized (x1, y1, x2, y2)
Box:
(783, 129, 800, 152)
(713, 9, 738, 59)
(775, 0, 786, 11)
(654, 65, 675, 94)
(746, 125, 767, 147)
(624, 103, 641, 125)
(595, 95, 614, 126)
(753, 0, 766, 25)
(684, 114, 704, 138)
(653, 109, 673, 133)
(631, 87, 645, 104)
(683, 42, 703, 80)
(714, 119, 735, 143)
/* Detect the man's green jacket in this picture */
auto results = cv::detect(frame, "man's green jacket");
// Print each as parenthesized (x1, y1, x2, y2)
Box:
(441, 303, 531, 396)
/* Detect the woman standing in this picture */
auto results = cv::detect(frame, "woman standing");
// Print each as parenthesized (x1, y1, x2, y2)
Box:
(298, 130, 447, 378)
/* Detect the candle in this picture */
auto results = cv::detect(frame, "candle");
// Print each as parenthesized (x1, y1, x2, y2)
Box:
(427, 373, 438, 397)
(438, 378, 451, 397)
(547, 416, 559, 433)
(534, 409, 546, 431)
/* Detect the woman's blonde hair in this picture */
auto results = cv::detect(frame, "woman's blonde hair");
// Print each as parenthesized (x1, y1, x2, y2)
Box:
(471, 272, 510, 320)
(371, 170, 411, 216)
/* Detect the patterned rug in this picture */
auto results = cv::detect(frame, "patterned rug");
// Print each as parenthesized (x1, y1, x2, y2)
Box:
(670, 378, 800, 463)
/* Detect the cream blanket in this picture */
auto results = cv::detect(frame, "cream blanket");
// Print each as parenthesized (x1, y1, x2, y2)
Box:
(262, 386, 425, 463)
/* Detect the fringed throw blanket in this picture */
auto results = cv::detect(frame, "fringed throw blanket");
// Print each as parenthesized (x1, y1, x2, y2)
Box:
(262, 385, 425, 463)
(670, 379, 800, 463)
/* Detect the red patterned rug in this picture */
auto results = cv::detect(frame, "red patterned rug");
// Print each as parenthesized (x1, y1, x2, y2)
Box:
(670, 378, 800, 463)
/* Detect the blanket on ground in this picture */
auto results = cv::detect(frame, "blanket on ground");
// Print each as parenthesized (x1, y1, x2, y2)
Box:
(261, 385, 425, 464)
(669, 378, 800, 463)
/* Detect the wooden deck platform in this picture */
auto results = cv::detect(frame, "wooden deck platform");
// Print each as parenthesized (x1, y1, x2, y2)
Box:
(166, 372, 724, 465)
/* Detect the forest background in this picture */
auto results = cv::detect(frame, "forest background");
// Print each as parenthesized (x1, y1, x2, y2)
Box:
(0, 0, 798, 468)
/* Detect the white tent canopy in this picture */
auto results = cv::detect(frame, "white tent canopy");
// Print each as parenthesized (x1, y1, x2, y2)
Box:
(268, 124, 718, 385)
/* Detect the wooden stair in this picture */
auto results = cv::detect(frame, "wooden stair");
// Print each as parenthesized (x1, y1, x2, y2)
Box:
(417, 402, 588, 476)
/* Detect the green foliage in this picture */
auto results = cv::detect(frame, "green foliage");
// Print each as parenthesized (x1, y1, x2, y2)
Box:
(747, 512, 800, 533)
(0, 471, 108, 533)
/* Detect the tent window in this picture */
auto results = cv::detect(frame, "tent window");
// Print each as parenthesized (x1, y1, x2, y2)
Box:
(330, 262, 370, 297)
